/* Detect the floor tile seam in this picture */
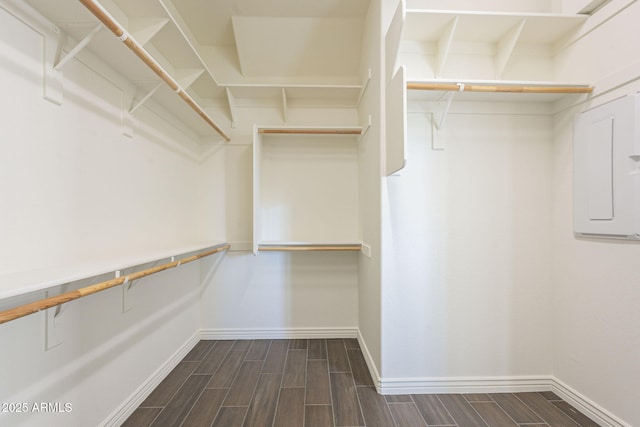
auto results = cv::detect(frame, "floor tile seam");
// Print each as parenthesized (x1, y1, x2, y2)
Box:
(244, 339, 270, 362)
(490, 394, 544, 426)
(383, 392, 405, 427)
(176, 383, 211, 427)
(282, 347, 307, 388)
(227, 355, 266, 409)
(325, 353, 337, 427)
(513, 393, 581, 427)
(186, 340, 215, 364)
(464, 394, 494, 403)
(201, 386, 234, 427)
(469, 399, 521, 427)
(435, 395, 470, 427)
(343, 349, 369, 427)
(149, 363, 197, 410)
(517, 423, 551, 426)
(146, 407, 163, 427)
(269, 372, 286, 427)
(302, 345, 310, 425)
(194, 341, 234, 375)
(445, 394, 491, 427)
(405, 394, 433, 426)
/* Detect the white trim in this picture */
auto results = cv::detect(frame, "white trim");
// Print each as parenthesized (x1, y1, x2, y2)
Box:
(378, 375, 554, 395)
(356, 329, 382, 391)
(200, 327, 358, 340)
(551, 378, 630, 427)
(101, 331, 201, 427)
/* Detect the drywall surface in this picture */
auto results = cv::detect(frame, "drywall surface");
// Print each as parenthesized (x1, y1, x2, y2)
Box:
(382, 110, 554, 382)
(200, 106, 361, 337)
(552, 1, 640, 424)
(0, 6, 220, 425)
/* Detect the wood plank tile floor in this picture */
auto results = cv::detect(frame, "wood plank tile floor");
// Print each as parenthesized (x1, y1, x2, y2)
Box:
(123, 339, 600, 427)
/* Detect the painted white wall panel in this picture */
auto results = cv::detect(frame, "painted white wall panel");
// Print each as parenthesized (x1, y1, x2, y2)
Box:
(552, 1, 640, 424)
(382, 111, 553, 379)
(200, 251, 358, 332)
(0, 7, 220, 426)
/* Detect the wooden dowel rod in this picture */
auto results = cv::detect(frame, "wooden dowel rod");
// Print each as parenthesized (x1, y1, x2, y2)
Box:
(258, 129, 362, 135)
(259, 245, 362, 251)
(407, 82, 594, 94)
(0, 244, 230, 325)
(78, 0, 231, 142)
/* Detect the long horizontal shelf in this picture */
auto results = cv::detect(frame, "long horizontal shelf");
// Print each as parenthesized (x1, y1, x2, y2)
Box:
(78, 0, 231, 141)
(258, 128, 363, 135)
(0, 243, 230, 325)
(258, 243, 362, 252)
(403, 9, 587, 44)
(0, 241, 229, 302)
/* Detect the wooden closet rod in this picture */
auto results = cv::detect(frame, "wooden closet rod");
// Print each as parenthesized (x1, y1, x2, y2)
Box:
(78, 0, 231, 142)
(0, 244, 230, 325)
(407, 82, 594, 94)
(258, 129, 362, 135)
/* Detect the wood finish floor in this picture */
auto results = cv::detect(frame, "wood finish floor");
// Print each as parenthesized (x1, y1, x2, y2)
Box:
(123, 339, 600, 427)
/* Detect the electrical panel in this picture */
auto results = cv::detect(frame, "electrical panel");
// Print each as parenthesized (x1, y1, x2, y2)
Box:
(573, 93, 640, 239)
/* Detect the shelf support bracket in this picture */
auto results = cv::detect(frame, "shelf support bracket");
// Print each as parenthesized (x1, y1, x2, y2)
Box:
(44, 30, 64, 105)
(495, 18, 526, 79)
(129, 82, 163, 114)
(436, 16, 458, 78)
(54, 24, 102, 71)
(118, 270, 134, 313)
(282, 88, 288, 123)
(45, 290, 65, 350)
(357, 68, 372, 106)
(432, 83, 464, 150)
(225, 88, 237, 128)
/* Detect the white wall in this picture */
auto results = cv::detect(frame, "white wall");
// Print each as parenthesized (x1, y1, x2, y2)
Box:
(0, 6, 225, 425)
(551, 1, 640, 424)
(199, 106, 361, 336)
(381, 106, 554, 386)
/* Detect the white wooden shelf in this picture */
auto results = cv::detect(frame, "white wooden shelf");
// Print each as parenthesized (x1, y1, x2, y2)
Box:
(401, 8, 588, 80)
(253, 126, 361, 255)
(258, 242, 362, 252)
(0, 241, 228, 303)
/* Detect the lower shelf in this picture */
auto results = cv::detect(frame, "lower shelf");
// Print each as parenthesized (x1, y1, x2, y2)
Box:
(258, 243, 362, 252)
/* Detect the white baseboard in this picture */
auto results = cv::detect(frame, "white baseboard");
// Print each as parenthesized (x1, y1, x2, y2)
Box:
(200, 327, 358, 340)
(378, 375, 555, 395)
(101, 331, 201, 427)
(551, 379, 630, 427)
(356, 329, 626, 427)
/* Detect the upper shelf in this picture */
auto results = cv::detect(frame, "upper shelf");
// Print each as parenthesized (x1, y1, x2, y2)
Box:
(397, 6, 589, 81)
(403, 9, 588, 45)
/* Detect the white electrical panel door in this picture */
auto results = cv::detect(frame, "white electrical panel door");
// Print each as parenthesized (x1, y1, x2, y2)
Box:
(573, 93, 640, 239)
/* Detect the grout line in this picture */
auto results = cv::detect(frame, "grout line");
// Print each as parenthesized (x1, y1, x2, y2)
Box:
(435, 395, 459, 427)
(326, 341, 337, 427)
(344, 338, 368, 427)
